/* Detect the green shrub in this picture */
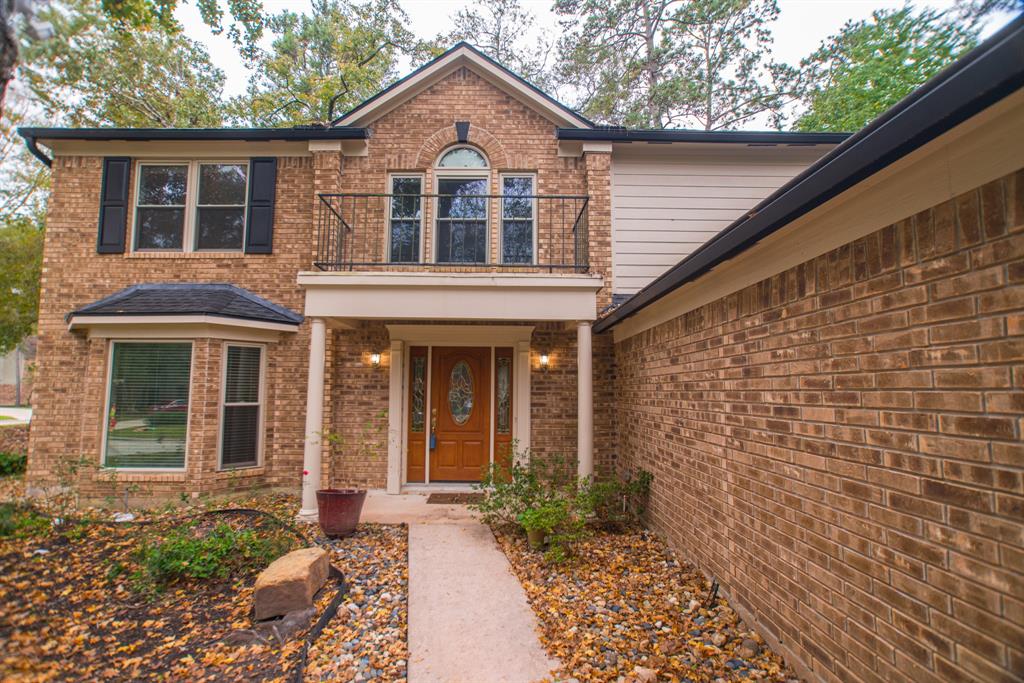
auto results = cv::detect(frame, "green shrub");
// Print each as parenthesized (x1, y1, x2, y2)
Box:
(132, 521, 292, 592)
(0, 503, 50, 538)
(576, 469, 653, 529)
(517, 498, 569, 533)
(0, 451, 27, 476)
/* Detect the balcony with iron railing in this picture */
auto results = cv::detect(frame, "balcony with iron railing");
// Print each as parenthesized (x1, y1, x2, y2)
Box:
(315, 193, 589, 273)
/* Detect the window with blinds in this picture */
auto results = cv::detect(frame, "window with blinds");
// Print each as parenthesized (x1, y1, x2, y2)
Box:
(104, 342, 192, 469)
(221, 345, 263, 469)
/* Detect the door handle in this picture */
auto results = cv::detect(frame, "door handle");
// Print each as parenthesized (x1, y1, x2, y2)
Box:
(430, 408, 438, 449)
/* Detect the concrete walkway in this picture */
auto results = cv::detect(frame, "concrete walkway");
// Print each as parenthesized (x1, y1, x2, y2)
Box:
(363, 492, 558, 683)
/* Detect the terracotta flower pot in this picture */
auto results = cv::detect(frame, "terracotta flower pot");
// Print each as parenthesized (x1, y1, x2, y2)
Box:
(316, 489, 366, 538)
(526, 528, 547, 549)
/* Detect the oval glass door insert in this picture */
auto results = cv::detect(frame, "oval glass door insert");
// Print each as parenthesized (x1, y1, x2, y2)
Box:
(448, 360, 474, 425)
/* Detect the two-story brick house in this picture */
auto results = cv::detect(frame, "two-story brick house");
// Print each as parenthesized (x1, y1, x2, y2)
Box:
(17, 20, 1024, 683)
(19, 43, 841, 515)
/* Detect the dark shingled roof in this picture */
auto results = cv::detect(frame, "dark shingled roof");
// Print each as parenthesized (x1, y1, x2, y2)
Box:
(67, 284, 303, 326)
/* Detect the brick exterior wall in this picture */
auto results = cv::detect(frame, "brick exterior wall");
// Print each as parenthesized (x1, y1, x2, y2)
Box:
(613, 170, 1024, 683)
(27, 67, 613, 499)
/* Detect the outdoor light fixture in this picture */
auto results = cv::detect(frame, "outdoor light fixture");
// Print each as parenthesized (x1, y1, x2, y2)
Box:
(370, 351, 382, 369)
(539, 353, 550, 371)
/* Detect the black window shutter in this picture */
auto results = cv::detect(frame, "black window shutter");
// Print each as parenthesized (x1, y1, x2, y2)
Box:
(97, 157, 131, 254)
(245, 157, 277, 254)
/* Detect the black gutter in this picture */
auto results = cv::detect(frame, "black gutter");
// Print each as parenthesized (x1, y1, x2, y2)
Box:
(557, 128, 850, 145)
(595, 13, 1024, 334)
(18, 126, 369, 142)
(22, 134, 52, 167)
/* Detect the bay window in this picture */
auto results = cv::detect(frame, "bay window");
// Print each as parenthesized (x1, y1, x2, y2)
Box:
(103, 342, 192, 469)
(220, 344, 264, 469)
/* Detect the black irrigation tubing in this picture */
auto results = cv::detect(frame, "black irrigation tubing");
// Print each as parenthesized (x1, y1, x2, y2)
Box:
(292, 566, 349, 683)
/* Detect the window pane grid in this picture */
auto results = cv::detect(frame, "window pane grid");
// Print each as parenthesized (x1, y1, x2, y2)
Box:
(389, 176, 422, 263)
(501, 176, 535, 265)
(104, 342, 191, 469)
(222, 345, 261, 469)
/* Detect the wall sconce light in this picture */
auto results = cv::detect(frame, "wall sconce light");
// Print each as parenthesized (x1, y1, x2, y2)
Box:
(370, 351, 382, 369)
(539, 352, 550, 371)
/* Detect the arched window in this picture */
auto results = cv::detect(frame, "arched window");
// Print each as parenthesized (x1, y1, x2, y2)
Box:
(436, 146, 489, 169)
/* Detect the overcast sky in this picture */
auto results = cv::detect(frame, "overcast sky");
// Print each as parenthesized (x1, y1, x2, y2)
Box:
(176, 0, 1015, 124)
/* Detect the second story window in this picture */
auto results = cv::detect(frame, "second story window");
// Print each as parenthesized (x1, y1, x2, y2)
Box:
(435, 145, 490, 264)
(389, 175, 423, 263)
(133, 161, 249, 252)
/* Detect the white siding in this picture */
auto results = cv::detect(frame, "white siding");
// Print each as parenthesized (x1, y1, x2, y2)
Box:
(611, 144, 834, 295)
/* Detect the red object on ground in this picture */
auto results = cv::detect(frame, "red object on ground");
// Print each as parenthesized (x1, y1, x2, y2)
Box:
(316, 489, 367, 538)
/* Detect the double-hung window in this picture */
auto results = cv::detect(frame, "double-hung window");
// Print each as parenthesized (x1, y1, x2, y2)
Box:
(103, 342, 192, 469)
(221, 345, 264, 469)
(389, 175, 423, 263)
(134, 161, 248, 252)
(500, 175, 535, 264)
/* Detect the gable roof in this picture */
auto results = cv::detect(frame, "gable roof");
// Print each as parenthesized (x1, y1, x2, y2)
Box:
(595, 13, 1024, 333)
(67, 284, 303, 326)
(333, 42, 593, 129)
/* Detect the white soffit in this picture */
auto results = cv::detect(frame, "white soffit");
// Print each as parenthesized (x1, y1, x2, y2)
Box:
(334, 47, 591, 129)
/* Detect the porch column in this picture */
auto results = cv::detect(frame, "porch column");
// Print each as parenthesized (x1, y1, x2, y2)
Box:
(299, 317, 327, 519)
(514, 340, 531, 459)
(577, 320, 594, 479)
(386, 339, 405, 494)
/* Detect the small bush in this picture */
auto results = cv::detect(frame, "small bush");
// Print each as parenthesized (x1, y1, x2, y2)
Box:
(576, 469, 653, 529)
(0, 503, 50, 538)
(0, 451, 27, 476)
(132, 521, 292, 592)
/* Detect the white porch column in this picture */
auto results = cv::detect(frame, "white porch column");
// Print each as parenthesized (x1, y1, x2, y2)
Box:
(299, 317, 327, 519)
(514, 340, 532, 460)
(577, 320, 594, 479)
(386, 339, 405, 494)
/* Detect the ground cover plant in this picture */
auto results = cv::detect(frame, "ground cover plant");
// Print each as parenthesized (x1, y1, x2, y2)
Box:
(0, 492, 409, 682)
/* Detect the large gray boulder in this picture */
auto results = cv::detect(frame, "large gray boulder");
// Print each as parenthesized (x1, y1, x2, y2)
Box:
(253, 547, 329, 621)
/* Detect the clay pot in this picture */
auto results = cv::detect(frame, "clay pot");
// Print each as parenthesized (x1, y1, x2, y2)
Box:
(526, 527, 547, 549)
(316, 489, 367, 538)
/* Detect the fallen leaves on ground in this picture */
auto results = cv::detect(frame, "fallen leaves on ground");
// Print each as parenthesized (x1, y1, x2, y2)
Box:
(0, 492, 408, 683)
(494, 527, 799, 683)
(305, 524, 408, 682)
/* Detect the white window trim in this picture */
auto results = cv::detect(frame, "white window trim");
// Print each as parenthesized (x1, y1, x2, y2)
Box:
(131, 160, 250, 254)
(499, 173, 538, 266)
(218, 342, 267, 471)
(100, 339, 193, 472)
(386, 173, 426, 264)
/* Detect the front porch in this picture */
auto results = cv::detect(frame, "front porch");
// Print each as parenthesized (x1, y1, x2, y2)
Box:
(295, 271, 605, 517)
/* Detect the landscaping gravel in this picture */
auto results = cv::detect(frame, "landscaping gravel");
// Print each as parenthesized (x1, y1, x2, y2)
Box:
(305, 523, 409, 682)
(494, 527, 800, 683)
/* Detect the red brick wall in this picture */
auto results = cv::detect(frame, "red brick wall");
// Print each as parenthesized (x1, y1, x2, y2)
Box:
(613, 170, 1024, 683)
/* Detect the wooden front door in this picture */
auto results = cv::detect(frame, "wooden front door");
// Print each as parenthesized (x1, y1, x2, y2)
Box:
(430, 346, 490, 482)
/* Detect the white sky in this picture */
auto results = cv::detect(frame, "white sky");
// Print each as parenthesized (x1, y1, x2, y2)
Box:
(177, 0, 1015, 124)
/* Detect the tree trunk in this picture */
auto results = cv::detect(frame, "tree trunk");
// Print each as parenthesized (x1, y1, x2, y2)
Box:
(0, 3, 18, 119)
(642, 0, 660, 128)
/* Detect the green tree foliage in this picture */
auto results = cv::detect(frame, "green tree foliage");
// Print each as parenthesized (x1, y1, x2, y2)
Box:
(230, 0, 428, 127)
(19, 0, 227, 127)
(0, 215, 44, 355)
(555, 0, 790, 129)
(792, 1, 1019, 132)
(442, 0, 558, 92)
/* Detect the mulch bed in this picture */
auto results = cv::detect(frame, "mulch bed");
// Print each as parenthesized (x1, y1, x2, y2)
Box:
(0, 492, 408, 682)
(494, 527, 799, 683)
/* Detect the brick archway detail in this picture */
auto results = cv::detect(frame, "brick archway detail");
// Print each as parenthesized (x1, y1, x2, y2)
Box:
(415, 124, 509, 169)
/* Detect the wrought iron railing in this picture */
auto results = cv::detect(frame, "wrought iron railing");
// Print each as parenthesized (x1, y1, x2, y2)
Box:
(315, 193, 589, 272)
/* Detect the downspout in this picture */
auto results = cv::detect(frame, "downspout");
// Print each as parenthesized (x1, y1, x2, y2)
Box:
(20, 133, 52, 167)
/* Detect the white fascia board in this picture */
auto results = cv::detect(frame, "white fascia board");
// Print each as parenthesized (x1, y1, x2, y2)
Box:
(298, 272, 603, 321)
(68, 314, 300, 339)
(335, 48, 591, 129)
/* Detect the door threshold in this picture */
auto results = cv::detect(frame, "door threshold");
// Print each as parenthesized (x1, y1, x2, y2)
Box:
(402, 483, 478, 494)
